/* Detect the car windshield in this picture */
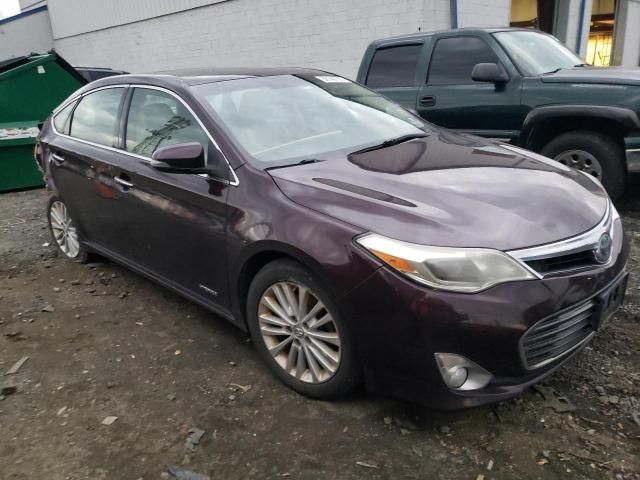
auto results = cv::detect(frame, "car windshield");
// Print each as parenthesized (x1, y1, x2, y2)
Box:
(192, 74, 427, 167)
(493, 31, 585, 76)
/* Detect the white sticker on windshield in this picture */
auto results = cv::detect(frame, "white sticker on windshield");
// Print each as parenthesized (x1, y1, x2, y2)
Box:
(315, 75, 350, 83)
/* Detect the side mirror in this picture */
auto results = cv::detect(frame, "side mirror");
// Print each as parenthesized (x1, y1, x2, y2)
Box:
(150, 142, 230, 181)
(151, 142, 205, 173)
(471, 63, 509, 84)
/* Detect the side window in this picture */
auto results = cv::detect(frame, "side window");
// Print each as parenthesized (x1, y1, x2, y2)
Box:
(365, 44, 422, 88)
(125, 88, 209, 159)
(427, 37, 500, 85)
(70, 88, 124, 146)
(53, 101, 77, 135)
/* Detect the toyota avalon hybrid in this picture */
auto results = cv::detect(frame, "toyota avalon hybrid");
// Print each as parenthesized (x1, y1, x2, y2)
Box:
(35, 68, 628, 409)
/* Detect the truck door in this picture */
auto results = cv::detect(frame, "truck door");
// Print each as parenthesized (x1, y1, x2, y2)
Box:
(417, 34, 524, 141)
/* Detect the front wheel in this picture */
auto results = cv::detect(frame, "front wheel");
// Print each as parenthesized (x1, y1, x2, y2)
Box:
(540, 130, 627, 200)
(246, 260, 361, 399)
(47, 196, 89, 263)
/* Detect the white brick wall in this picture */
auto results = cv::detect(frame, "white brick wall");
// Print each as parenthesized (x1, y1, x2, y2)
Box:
(0, 9, 54, 59)
(52, 0, 509, 79)
(620, 1, 640, 67)
(458, 0, 510, 28)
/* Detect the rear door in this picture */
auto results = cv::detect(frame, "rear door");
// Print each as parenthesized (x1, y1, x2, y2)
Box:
(361, 42, 426, 110)
(417, 34, 524, 140)
(108, 86, 232, 309)
(48, 86, 127, 248)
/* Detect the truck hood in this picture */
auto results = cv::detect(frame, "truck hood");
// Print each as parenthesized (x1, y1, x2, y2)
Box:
(268, 130, 608, 251)
(540, 66, 640, 86)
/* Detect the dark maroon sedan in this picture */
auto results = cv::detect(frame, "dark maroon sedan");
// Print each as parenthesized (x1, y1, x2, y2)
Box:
(35, 68, 628, 409)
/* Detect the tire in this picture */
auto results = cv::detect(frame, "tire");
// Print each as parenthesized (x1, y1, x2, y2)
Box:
(540, 130, 627, 200)
(47, 196, 90, 263)
(246, 259, 361, 399)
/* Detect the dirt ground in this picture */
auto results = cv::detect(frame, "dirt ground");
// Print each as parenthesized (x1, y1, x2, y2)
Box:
(0, 186, 639, 480)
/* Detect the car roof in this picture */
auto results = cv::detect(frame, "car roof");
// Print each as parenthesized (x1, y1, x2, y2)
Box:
(80, 66, 332, 93)
(369, 27, 536, 45)
(76, 66, 128, 73)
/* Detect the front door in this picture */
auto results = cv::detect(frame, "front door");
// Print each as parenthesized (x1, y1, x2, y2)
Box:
(110, 86, 231, 309)
(417, 35, 524, 140)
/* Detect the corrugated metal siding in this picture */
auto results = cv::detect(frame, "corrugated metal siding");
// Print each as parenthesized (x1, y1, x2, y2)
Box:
(47, 0, 229, 39)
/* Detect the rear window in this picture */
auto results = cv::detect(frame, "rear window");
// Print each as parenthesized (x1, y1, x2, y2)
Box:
(53, 101, 76, 135)
(70, 88, 124, 146)
(365, 44, 422, 88)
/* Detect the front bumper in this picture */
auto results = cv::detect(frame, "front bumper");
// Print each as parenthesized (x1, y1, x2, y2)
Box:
(340, 225, 628, 410)
(625, 135, 640, 172)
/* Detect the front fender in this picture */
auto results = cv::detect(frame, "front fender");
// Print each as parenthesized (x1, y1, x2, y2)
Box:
(519, 105, 640, 146)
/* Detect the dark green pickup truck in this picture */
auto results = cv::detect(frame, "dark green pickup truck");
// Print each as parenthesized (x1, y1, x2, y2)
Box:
(357, 28, 640, 199)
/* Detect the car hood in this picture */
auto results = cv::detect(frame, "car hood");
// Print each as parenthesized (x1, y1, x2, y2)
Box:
(540, 66, 640, 86)
(268, 130, 608, 251)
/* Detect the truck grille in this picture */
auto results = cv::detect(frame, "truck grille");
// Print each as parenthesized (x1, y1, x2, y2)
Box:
(521, 300, 596, 369)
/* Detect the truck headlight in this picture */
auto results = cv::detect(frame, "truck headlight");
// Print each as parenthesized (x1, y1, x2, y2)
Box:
(356, 233, 535, 293)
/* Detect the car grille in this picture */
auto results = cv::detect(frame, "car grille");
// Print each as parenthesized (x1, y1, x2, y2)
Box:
(507, 201, 617, 278)
(524, 249, 597, 276)
(521, 300, 596, 369)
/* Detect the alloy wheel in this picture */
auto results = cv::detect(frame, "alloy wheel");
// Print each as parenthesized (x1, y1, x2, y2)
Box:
(554, 149, 603, 178)
(258, 282, 341, 384)
(49, 201, 80, 258)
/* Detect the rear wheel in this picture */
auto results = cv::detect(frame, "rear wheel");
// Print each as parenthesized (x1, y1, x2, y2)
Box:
(246, 260, 361, 399)
(540, 130, 626, 200)
(47, 196, 89, 263)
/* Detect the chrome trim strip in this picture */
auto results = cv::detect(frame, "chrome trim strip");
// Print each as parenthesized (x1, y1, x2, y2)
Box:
(49, 83, 239, 187)
(52, 84, 125, 115)
(507, 201, 614, 274)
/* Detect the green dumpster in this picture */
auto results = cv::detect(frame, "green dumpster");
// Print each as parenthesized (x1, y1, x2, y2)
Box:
(0, 52, 86, 192)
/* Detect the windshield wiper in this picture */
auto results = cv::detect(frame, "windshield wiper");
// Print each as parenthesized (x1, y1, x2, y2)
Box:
(542, 64, 588, 75)
(265, 158, 324, 171)
(351, 133, 429, 154)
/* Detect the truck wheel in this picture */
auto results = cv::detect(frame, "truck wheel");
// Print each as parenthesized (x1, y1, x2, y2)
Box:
(541, 131, 626, 200)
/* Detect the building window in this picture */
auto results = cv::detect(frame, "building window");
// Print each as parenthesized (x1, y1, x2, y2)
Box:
(510, 0, 556, 33)
(587, 0, 616, 66)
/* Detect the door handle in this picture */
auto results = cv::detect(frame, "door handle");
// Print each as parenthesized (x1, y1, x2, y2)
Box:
(114, 176, 134, 189)
(419, 95, 436, 107)
(51, 153, 65, 165)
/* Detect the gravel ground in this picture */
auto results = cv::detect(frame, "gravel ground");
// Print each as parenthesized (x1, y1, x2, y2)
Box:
(0, 187, 639, 480)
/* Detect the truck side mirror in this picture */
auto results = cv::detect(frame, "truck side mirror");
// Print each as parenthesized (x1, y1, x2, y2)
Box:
(471, 63, 509, 84)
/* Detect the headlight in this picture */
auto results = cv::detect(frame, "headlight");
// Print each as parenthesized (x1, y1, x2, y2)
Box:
(356, 233, 535, 293)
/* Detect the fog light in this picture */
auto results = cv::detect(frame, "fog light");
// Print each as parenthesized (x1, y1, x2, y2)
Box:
(446, 366, 468, 388)
(434, 353, 492, 391)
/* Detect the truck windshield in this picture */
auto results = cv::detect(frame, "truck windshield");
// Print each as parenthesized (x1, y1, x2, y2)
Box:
(192, 75, 427, 167)
(493, 31, 585, 76)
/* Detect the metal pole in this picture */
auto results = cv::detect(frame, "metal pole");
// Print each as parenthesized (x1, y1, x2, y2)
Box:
(450, 0, 458, 29)
(576, 0, 587, 55)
